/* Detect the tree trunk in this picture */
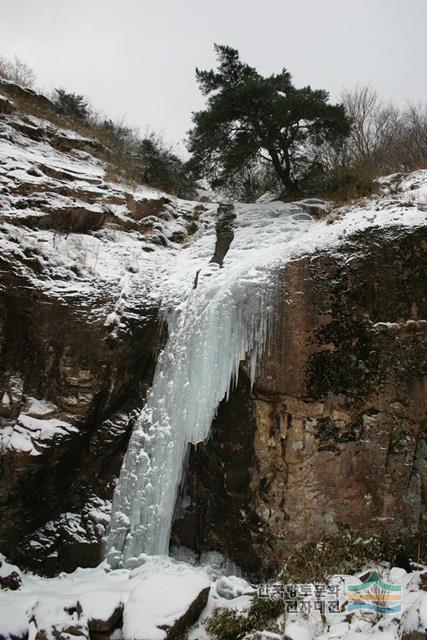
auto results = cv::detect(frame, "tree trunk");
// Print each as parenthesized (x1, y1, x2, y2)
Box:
(268, 147, 298, 192)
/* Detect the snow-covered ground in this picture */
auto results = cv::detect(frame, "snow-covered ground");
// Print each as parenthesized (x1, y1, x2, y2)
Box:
(0, 551, 426, 640)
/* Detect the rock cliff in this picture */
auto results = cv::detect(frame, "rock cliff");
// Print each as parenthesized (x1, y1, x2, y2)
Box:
(172, 180, 427, 576)
(1, 80, 426, 577)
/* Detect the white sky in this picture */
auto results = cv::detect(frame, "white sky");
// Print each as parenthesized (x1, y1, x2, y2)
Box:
(1, 0, 426, 148)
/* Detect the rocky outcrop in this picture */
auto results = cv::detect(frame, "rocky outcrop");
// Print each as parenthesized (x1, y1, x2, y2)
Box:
(173, 214, 427, 577)
(209, 203, 236, 267)
(158, 586, 210, 640)
(0, 244, 161, 573)
(0, 85, 200, 574)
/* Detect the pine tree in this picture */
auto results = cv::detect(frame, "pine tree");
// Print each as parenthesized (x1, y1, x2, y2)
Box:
(54, 89, 90, 123)
(188, 45, 351, 193)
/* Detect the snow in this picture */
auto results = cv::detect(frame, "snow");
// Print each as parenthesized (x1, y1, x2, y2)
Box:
(285, 621, 314, 640)
(0, 410, 79, 456)
(0, 595, 29, 638)
(0, 556, 21, 580)
(29, 596, 88, 640)
(215, 575, 254, 599)
(400, 591, 427, 634)
(78, 589, 122, 622)
(0, 540, 426, 640)
(0, 554, 211, 640)
(0, 112, 198, 327)
(22, 397, 58, 418)
(124, 564, 209, 640)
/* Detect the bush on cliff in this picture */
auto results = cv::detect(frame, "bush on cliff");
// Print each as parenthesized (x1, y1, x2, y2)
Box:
(282, 532, 398, 583)
(53, 89, 91, 123)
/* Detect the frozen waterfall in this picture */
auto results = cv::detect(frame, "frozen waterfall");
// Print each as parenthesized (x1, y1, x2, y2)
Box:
(105, 200, 318, 569)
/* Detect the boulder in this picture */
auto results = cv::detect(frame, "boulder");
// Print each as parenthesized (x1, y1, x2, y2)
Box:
(163, 586, 210, 640)
(123, 570, 210, 640)
(0, 94, 14, 114)
(30, 599, 89, 640)
(125, 194, 172, 221)
(0, 557, 22, 591)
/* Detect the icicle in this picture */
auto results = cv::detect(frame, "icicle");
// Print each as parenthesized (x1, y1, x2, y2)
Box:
(105, 200, 315, 569)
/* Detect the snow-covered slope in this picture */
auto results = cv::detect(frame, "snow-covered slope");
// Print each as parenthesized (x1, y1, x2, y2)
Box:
(1, 99, 426, 330)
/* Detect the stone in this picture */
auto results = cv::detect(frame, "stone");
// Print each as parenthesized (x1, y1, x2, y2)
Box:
(30, 599, 89, 640)
(209, 203, 236, 267)
(125, 194, 171, 220)
(401, 634, 425, 640)
(88, 604, 123, 635)
(0, 78, 55, 113)
(161, 586, 210, 640)
(215, 576, 252, 599)
(0, 569, 22, 591)
(0, 94, 14, 114)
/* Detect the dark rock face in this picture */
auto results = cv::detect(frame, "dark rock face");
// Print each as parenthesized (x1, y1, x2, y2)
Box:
(0, 275, 161, 574)
(173, 380, 265, 576)
(209, 203, 236, 267)
(173, 225, 427, 577)
(88, 603, 123, 636)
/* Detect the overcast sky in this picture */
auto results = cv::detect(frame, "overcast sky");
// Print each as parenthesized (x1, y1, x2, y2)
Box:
(1, 0, 426, 149)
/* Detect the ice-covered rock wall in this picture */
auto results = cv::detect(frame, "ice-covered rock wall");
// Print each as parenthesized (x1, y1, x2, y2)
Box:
(106, 200, 319, 567)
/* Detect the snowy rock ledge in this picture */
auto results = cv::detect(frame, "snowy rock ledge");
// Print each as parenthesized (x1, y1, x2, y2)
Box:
(0, 554, 212, 640)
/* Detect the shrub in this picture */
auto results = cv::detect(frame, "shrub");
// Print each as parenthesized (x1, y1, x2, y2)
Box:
(205, 595, 285, 640)
(137, 132, 197, 197)
(206, 608, 248, 640)
(53, 89, 90, 122)
(310, 164, 379, 202)
(281, 532, 397, 583)
(96, 125, 197, 197)
(0, 51, 198, 198)
(311, 87, 427, 202)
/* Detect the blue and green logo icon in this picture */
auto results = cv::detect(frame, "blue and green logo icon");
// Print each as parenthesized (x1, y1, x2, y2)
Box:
(347, 571, 401, 614)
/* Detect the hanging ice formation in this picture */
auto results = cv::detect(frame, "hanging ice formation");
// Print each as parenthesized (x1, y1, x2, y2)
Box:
(105, 200, 316, 568)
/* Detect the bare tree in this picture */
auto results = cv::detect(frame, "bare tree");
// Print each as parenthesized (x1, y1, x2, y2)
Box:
(315, 85, 427, 179)
(341, 85, 401, 171)
(398, 103, 427, 168)
(0, 55, 36, 88)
